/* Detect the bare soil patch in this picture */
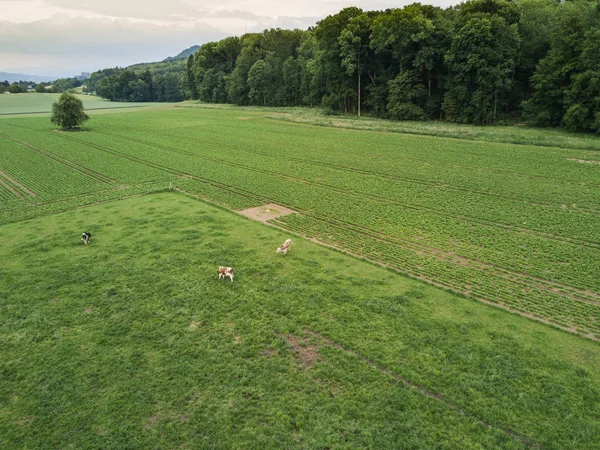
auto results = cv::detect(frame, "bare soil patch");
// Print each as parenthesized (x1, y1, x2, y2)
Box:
(262, 348, 276, 358)
(52, 128, 91, 133)
(143, 415, 160, 429)
(238, 203, 297, 223)
(283, 334, 320, 368)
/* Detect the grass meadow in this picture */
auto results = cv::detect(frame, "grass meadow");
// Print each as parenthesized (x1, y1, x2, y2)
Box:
(1, 103, 599, 448)
(1, 193, 599, 449)
(182, 102, 600, 152)
(0, 93, 158, 116)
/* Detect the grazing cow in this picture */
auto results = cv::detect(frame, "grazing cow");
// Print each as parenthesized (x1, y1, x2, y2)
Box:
(81, 231, 92, 246)
(218, 266, 234, 282)
(276, 239, 293, 255)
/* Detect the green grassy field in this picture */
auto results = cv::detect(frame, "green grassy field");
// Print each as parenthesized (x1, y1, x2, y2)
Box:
(183, 102, 600, 152)
(1, 107, 599, 339)
(0, 93, 158, 115)
(1, 193, 599, 449)
(1, 105, 599, 447)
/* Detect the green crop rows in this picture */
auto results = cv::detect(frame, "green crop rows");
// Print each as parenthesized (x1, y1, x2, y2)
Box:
(0, 108, 598, 338)
(0, 183, 19, 202)
(273, 213, 600, 336)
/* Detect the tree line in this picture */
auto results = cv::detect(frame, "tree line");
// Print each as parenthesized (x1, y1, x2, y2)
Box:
(0, 77, 82, 94)
(84, 60, 187, 103)
(88, 0, 600, 132)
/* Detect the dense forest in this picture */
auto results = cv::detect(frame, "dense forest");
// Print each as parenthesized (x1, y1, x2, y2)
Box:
(87, 0, 600, 131)
(83, 59, 187, 103)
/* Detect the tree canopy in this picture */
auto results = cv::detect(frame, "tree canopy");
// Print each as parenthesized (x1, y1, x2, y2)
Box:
(86, 0, 600, 132)
(50, 92, 89, 130)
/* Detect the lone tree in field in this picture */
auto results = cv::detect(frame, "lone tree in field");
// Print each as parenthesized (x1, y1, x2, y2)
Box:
(51, 92, 89, 130)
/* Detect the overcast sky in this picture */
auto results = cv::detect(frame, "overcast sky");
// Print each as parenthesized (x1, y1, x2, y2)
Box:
(0, 0, 457, 77)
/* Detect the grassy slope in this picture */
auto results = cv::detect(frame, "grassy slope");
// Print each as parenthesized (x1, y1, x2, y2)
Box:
(0, 94, 157, 115)
(1, 193, 599, 449)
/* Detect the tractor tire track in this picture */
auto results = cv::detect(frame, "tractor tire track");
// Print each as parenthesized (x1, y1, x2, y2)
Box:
(266, 116, 600, 188)
(0, 173, 25, 198)
(90, 130, 600, 249)
(307, 331, 539, 447)
(0, 169, 37, 197)
(99, 128, 600, 215)
(268, 216, 600, 340)
(54, 133, 268, 206)
(58, 134, 600, 302)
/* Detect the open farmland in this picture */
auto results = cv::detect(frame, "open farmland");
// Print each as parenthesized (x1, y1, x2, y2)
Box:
(1, 106, 599, 340)
(1, 193, 599, 448)
(0, 93, 159, 116)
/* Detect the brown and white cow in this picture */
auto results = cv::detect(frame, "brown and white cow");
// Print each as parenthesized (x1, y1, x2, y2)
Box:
(218, 266, 234, 282)
(276, 239, 293, 255)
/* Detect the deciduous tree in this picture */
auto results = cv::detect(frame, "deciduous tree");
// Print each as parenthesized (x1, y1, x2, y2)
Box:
(50, 92, 89, 130)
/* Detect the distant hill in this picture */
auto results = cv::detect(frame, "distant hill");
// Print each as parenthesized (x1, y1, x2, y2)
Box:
(0, 72, 56, 83)
(163, 45, 200, 62)
(126, 45, 199, 75)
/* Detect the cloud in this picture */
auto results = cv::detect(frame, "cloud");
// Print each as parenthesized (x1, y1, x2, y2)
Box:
(249, 16, 320, 33)
(44, 0, 203, 21)
(0, 0, 460, 76)
(272, 16, 320, 30)
(0, 15, 228, 75)
(0, 51, 125, 77)
(208, 9, 263, 21)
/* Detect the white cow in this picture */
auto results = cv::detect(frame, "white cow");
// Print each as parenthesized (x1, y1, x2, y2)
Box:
(276, 239, 293, 255)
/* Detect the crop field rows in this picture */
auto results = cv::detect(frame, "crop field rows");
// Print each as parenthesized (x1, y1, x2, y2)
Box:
(0, 169, 28, 200)
(271, 214, 600, 335)
(0, 109, 598, 339)
(0, 119, 179, 224)
(87, 123, 600, 245)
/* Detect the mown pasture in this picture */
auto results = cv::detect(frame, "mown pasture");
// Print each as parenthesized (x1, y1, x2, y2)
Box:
(0, 93, 158, 116)
(1, 193, 599, 449)
(0, 106, 599, 339)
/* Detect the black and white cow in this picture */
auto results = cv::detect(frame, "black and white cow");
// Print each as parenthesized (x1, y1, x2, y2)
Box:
(81, 231, 92, 246)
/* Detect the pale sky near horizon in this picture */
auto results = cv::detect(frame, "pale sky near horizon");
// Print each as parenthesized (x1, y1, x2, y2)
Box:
(0, 0, 457, 77)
